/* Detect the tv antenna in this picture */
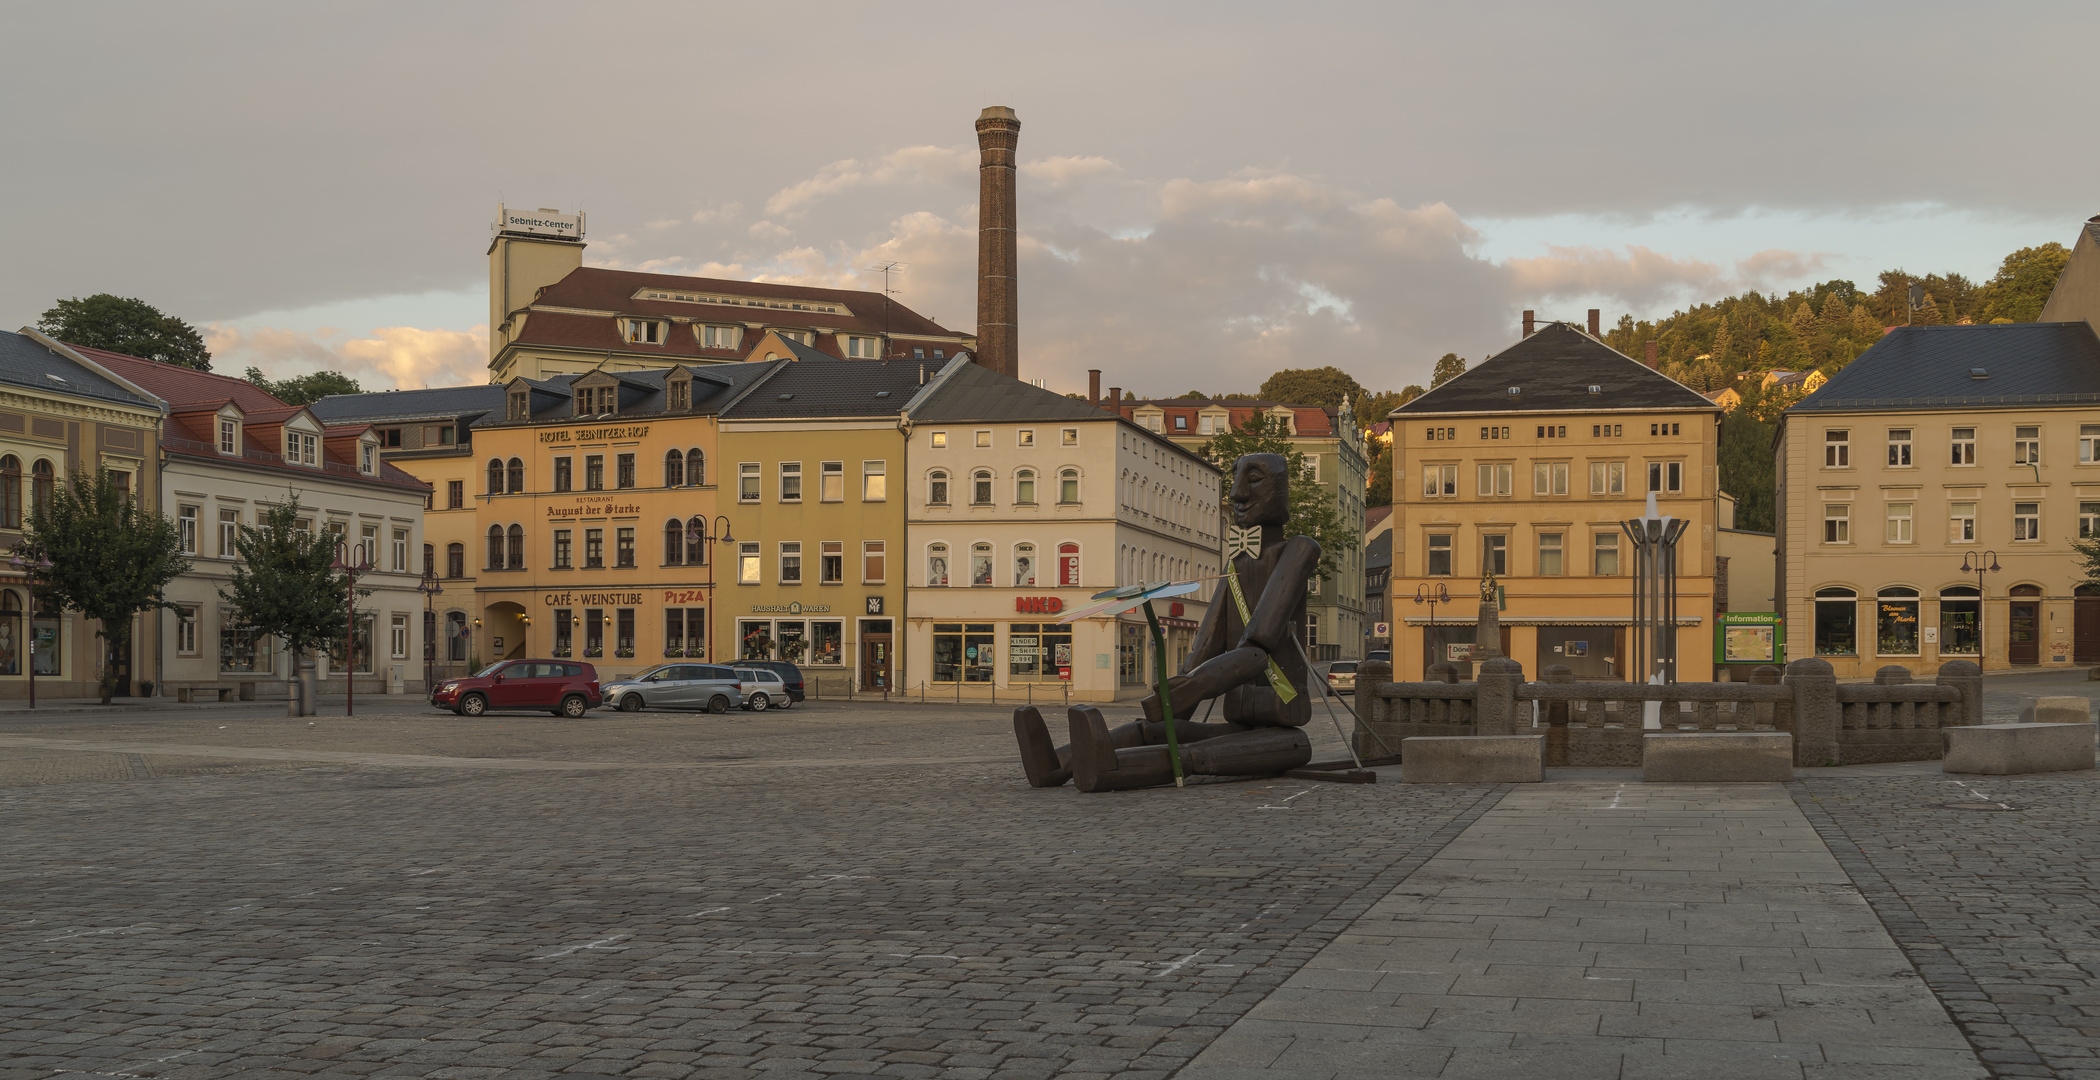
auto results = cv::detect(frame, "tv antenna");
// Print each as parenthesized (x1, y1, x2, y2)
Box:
(864, 262, 905, 360)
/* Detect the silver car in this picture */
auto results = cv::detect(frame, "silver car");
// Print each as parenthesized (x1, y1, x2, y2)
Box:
(1324, 661, 1358, 695)
(733, 667, 792, 711)
(603, 663, 743, 714)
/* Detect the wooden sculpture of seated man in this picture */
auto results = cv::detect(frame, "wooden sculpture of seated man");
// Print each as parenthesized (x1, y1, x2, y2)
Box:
(1013, 452, 1320, 792)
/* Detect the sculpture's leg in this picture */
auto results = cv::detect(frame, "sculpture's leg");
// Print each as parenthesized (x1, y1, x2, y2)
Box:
(1013, 706, 1071, 788)
(1183, 727, 1313, 776)
(1140, 647, 1271, 723)
(1069, 705, 1176, 792)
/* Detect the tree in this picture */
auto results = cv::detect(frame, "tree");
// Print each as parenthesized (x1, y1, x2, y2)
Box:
(1430, 353, 1466, 387)
(37, 294, 212, 371)
(1717, 387, 1776, 533)
(1365, 439, 1392, 508)
(219, 496, 361, 677)
(1259, 366, 1365, 410)
(1977, 242, 2071, 324)
(1198, 415, 1358, 582)
(17, 468, 189, 703)
(245, 368, 363, 407)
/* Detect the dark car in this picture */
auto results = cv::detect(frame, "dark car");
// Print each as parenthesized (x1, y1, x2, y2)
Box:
(737, 660, 805, 702)
(431, 659, 601, 718)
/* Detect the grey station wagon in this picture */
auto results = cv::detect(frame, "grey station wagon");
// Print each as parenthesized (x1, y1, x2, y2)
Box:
(602, 664, 744, 714)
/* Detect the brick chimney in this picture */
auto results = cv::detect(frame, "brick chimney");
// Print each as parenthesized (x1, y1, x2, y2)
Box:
(1587, 309, 1601, 337)
(974, 106, 1021, 380)
(1645, 340, 1658, 369)
(1522, 310, 1535, 337)
(1107, 387, 1121, 414)
(1087, 369, 1101, 407)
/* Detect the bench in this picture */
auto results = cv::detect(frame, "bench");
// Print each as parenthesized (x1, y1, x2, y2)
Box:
(1643, 732, 1794, 783)
(1944, 722, 2095, 775)
(1401, 735, 1544, 784)
(176, 683, 255, 703)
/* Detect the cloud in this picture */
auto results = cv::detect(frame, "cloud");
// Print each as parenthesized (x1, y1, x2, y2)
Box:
(1505, 244, 1834, 310)
(747, 220, 791, 240)
(763, 145, 975, 217)
(206, 324, 488, 391)
(1020, 156, 1120, 186)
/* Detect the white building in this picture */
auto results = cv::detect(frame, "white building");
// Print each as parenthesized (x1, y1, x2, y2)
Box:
(84, 352, 432, 698)
(901, 363, 1225, 701)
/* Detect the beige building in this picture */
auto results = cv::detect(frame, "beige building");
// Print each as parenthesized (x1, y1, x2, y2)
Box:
(1777, 321, 2100, 675)
(1389, 323, 1724, 681)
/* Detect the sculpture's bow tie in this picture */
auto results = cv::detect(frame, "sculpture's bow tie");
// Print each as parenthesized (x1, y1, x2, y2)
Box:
(1226, 526, 1262, 560)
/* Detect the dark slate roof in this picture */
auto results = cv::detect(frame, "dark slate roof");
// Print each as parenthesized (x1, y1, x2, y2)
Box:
(909, 360, 1116, 424)
(310, 383, 507, 423)
(1364, 530, 1391, 572)
(0, 332, 159, 409)
(722, 357, 953, 420)
(1397, 322, 1716, 415)
(1786, 323, 2100, 412)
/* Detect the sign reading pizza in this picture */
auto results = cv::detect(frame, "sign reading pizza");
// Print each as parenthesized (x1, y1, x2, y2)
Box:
(1015, 596, 1065, 614)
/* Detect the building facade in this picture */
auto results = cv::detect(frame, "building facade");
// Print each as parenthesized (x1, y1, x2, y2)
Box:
(1389, 323, 1724, 682)
(1120, 396, 1369, 660)
(902, 362, 1223, 701)
(1778, 322, 2100, 676)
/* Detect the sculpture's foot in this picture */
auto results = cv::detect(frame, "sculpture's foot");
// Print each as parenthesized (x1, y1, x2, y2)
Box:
(1012, 706, 1071, 788)
(1069, 705, 1175, 792)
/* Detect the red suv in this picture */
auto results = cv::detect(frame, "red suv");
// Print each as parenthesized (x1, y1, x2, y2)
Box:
(432, 659, 601, 718)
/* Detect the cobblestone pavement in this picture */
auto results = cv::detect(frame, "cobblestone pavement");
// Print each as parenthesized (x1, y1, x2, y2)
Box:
(1797, 774, 2100, 1080)
(0, 705, 1495, 1080)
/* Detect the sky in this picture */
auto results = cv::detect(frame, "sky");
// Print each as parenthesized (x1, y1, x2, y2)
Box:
(4, 1, 2094, 397)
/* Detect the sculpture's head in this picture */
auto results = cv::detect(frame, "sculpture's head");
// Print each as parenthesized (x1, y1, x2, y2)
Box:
(1231, 453, 1290, 528)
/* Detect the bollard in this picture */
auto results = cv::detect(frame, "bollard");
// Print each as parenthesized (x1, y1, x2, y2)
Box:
(1784, 657, 1838, 766)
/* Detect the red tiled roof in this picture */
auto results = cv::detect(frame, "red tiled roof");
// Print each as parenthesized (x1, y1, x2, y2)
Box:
(69, 346, 288, 410)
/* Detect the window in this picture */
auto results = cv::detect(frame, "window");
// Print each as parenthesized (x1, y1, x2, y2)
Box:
(623, 319, 662, 344)
(447, 611, 467, 661)
(972, 470, 993, 505)
(1173, 415, 1188, 431)
(218, 419, 237, 454)
(686, 516, 707, 565)
(667, 379, 690, 412)
(1885, 503, 1913, 544)
(1426, 534, 1452, 576)
(287, 432, 318, 466)
(701, 325, 740, 349)
(30, 460, 52, 516)
(1823, 503, 1850, 543)
(584, 608, 604, 657)
(971, 542, 994, 586)
(1481, 534, 1506, 576)
(486, 525, 503, 570)
(1589, 461, 1626, 495)
(2015, 425, 2041, 464)
(1199, 416, 1215, 435)
(844, 334, 879, 358)
(1016, 469, 1036, 504)
(1060, 469, 1080, 504)
(1009, 622, 1073, 682)
(176, 605, 198, 656)
(361, 444, 376, 473)
(781, 461, 802, 502)
(1888, 429, 1912, 467)
(929, 470, 950, 505)
(423, 543, 434, 576)
(447, 480, 463, 509)
(927, 543, 951, 586)
(1014, 543, 1037, 586)
(664, 609, 700, 657)
(975, 431, 991, 448)
(0, 457, 18, 531)
(616, 527, 634, 568)
(219, 609, 272, 674)
(584, 528, 604, 569)
(1939, 586, 1980, 656)
(863, 461, 886, 501)
(616, 453, 635, 489)
(1062, 428, 1078, 447)
(1538, 532, 1563, 576)
(1477, 463, 1512, 497)
(2014, 501, 2041, 541)
(738, 542, 761, 584)
(1591, 424, 1623, 438)
(1951, 427, 1976, 465)
(780, 542, 802, 583)
(362, 524, 380, 565)
(663, 451, 683, 488)
(2083, 502, 2100, 538)
(1949, 501, 1976, 543)
(1649, 423, 1681, 437)
(1876, 587, 1920, 655)
(506, 525, 524, 569)
(1647, 461, 1683, 493)
(391, 613, 409, 660)
(446, 543, 464, 579)
(1537, 425, 1567, 438)
(487, 458, 505, 494)
(1814, 587, 1858, 656)
(1532, 462, 1569, 496)
(1058, 542, 1080, 586)
(2083, 426, 2100, 464)
(820, 541, 843, 584)
(662, 520, 683, 565)
(392, 528, 408, 571)
(584, 455, 602, 491)
(1422, 464, 1458, 498)
(178, 505, 198, 554)
(819, 461, 843, 502)
(553, 529, 574, 569)
(931, 432, 948, 449)
(1307, 612, 1320, 649)
(862, 540, 886, 583)
(1593, 533, 1619, 576)
(686, 449, 705, 486)
(1824, 429, 1849, 467)
(426, 425, 456, 446)
(739, 462, 760, 502)
(1015, 429, 1035, 449)
(932, 623, 996, 683)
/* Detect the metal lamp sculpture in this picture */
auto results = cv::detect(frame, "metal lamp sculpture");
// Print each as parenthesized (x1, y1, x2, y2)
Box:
(1011, 453, 1318, 792)
(1621, 492, 1686, 727)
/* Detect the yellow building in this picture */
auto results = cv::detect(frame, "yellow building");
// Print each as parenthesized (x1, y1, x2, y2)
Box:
(1389, 323, 1724, 681)
(1778, 322, 2100, 675)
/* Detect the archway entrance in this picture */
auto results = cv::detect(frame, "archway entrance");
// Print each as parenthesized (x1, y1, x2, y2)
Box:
(482, 601, 529, 665)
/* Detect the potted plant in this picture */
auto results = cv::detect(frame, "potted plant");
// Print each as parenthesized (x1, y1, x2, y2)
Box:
(780, 637, 808, 664)
(583, 644, 602, 658)
(615, 646, 634, 658)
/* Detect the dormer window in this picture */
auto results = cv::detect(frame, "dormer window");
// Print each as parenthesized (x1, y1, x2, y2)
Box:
(699, 325, 742, 349)
(622, 319, 665, 345)
(287, 432, 318, 467)
(775, 330, 811, 346)
(360, 442, 377, 475)
(507, 389, 529, 422)
(668, 378, 691, 411)
(574, 386, 615, 417)
(844, 335, 881, 359)
(218, 418, 238, 454)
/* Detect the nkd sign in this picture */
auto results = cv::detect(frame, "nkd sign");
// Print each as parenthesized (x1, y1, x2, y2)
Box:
(1014, 596, 1064, 614)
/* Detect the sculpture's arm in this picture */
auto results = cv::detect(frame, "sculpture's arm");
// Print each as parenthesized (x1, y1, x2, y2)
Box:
(1238, 535, 1322, 655)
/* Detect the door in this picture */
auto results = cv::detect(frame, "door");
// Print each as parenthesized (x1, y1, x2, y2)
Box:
(861, 635, 892, 690)
(2077, 593, 2100, 664)
(660, 665, 704, 708)
(489, 662, 534, 706)
(2009, 603, 2041, 665)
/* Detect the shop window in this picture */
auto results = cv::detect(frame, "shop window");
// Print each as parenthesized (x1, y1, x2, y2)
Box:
(1058, 543, 1080, 586)
(664, 609, 702, 658)
(219, 609, 271, 673)
(971, 542, 994, 586)
(774, 621, 807, 664)
(927, 543, 951, 586)
(1014, 542, 1037, 587)
(447, 611, 467, 661)
(1593, 533, 1619, 576)
(1813, 587, 1858, 656)
(1875, 587, 1920, 655)
(811, 621, 843, 665)
(1426, 534, 1452, 576)
(1939, 586, 1980, 656)
(1008, 623, 1073, 682)
(616, 609, 635, 658)
(932, 623, 995, 683)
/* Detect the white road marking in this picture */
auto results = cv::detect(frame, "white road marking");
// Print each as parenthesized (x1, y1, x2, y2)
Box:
(535, 934, 629, 959)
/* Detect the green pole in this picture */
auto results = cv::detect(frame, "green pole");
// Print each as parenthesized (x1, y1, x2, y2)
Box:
(1142, 600, 1185, 787)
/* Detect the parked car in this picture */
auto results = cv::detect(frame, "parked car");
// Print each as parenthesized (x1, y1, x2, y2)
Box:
(733, 667, 792, 711)
(1366, 650, 1391, 664)
(432, 659, 600, 717)
(736, 660, 806, 702)
(1325, 660, 1358, 695)
(602, 664, 743, 714)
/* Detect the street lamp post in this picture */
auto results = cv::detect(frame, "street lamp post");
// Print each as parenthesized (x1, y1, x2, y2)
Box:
(332, 541, 373, 716)
(1413, 582, 1450, 673)
(686, 516, 736, 663)
(1959, 550, 2000, 669)
(418, 568, 443, 692)
(9, 547, 52, 708)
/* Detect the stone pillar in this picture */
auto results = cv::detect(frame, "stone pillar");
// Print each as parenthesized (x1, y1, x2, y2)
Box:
(1937, 659, 1983, 727)
(1784, 657, 1838, 766)
(1358, 659, 1393, 726)
(974, 106, 1021, 379)
(1751, 664, 1782, 729)
(1474, 657, 1524, 737)
(1473, 598, 1502, 660)
(1541, 664, 1573, 767)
